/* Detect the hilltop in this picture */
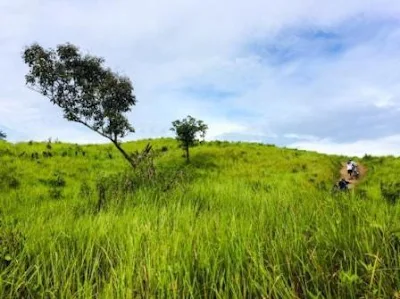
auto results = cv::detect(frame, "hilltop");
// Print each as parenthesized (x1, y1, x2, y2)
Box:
(0, 139, 399, 298)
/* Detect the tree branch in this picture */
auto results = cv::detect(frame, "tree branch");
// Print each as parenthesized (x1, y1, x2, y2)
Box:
(27, 85, 49, 97)
(74, 118, 113, 141)
(27, 85, 114, 141)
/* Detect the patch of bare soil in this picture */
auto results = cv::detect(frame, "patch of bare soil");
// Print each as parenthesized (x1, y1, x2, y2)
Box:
(339, 162, 367, 188)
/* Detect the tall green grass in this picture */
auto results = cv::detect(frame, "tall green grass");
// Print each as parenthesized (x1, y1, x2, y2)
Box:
(0, 139, 399, 298)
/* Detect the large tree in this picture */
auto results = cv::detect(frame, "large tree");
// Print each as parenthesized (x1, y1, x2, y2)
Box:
(22, 43, 138, 168)
(0, 130, 6, 140)
(170, 115, 208, 163)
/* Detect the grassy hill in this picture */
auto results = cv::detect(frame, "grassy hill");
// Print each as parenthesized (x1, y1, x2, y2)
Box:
(0, 138, 399, 298)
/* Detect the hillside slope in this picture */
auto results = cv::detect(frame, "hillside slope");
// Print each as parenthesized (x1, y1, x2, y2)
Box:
(0, 138, 340, 195)
(0, 139, 399, 298)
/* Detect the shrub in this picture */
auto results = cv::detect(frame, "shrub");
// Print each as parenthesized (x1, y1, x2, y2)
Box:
(49, 187, 63, 200)
(362, 154, 373, 161)
(95, 171, 137, 211)
(0, 149, 13, 157)
(380, 181, 400, 204)
(0, 165, 20, 190)
(46, 138, 52, 150)
(49, 170, 66, 188)
(79, 181, 93, 198)
(43, 171, 66, 200)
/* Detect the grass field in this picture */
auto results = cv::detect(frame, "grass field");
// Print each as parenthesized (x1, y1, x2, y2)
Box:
(0, 138, 399, 298)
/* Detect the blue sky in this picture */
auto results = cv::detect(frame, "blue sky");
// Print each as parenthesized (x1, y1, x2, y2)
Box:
(1, 0, 400, 156)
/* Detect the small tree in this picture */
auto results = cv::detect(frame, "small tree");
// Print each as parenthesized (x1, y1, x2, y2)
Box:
(170, 115, 208, 163)
(0, 130, 6, 140)
(22, 43, 139, 168)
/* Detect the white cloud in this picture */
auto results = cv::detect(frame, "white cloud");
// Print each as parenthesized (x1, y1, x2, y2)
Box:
(206, 122, 247, 140)
(288, 134, 400, 157)
(283, 133, 319, 142)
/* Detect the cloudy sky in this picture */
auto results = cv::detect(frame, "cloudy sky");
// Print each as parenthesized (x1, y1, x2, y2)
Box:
(1, 0, 400, 156)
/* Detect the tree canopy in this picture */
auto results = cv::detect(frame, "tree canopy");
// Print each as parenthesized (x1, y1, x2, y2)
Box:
(0, 130, 6, 140)
(170, 115, 208, 162)
(22, 43, 138, 167)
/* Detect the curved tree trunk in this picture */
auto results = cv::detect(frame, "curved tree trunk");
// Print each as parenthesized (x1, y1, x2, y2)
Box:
(112, 140, 136, 168)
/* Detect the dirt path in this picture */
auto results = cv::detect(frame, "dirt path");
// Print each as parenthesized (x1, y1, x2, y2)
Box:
(339, 162, 367, 188)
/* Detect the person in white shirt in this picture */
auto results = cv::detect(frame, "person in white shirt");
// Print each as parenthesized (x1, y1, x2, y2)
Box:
(347, 160, 359, 179)
(346, 160, 354, 179)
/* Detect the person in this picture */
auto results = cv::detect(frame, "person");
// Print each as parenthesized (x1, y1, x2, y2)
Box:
(346, 160, 354, 179)
(348, 159, 359, 179)
(338, 178, 350, 190)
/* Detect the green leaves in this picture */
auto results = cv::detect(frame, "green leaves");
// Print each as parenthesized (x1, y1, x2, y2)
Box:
(171, 115, 208, 146)
(22, 42, 141, 168)
(22, 43, 136, 143)
(170, 115, 208, 162)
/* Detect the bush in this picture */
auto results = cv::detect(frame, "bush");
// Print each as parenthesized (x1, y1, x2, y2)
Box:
(362, 154, 373, 161)
(0, 165, 20, 190)
(79, 181, 93, 199)
(0, 149, 13, 157)
(95, 171, 137, 211)
(44, 171, 66, 200)
(380, 181, 400, 204)
(49, 170, 66, 188)
(46, 140, 52, 150)
(49, 187, 63, 199)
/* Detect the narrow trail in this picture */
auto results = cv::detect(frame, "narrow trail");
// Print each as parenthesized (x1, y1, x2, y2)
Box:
(339, 162, 367, 189)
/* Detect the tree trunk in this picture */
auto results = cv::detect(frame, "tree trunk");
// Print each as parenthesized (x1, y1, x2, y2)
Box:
(186, 145, 190, 163)
(112, 140, 136, 168)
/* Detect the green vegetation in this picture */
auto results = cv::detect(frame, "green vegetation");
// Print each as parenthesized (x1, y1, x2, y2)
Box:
(359, 155, 400, 205)
(23, 43, 139, 169)
(170, 115, 208, 163)
(0, 138, 399, 298)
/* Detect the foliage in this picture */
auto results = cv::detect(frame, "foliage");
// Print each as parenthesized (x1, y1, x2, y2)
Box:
(170, 115, 208, 162)
(0, 164, 20, 190)
(22, 43, 139, 168)
(0, 225, 24, 271)
(0, 138, 399, 298)
(361, 156, 400, 201)
(0, 130, 6, 140)
(380, 181, 400, 204)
